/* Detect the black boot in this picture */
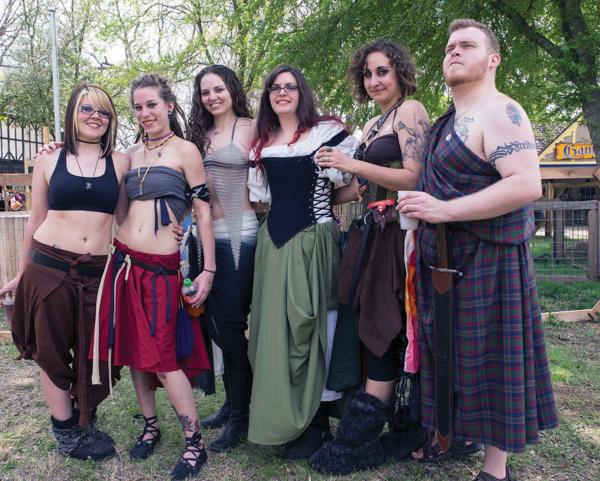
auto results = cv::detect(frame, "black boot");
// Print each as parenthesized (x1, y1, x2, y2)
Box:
(171, 431, 208, 481)
(286, 402, 333, 460)
(309, 390, 390, 474)
(51, 414, 115, 461)
(209, 371, 251, 452)
(201, 371, 231, 429)
(72, 405, 114, 445)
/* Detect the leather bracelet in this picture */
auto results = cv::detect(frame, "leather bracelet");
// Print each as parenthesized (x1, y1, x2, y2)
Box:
(203, 268, 216, 274)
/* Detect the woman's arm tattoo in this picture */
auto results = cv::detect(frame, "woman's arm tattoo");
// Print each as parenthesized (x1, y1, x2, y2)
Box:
(396, 116, 431, 163)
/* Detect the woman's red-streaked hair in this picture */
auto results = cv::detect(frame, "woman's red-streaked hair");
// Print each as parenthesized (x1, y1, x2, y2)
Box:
(252, 64, 345, 162)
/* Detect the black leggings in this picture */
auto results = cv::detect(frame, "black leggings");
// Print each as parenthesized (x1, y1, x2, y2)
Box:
(222, 345, 251, 375)
(364, 337, 403, 382)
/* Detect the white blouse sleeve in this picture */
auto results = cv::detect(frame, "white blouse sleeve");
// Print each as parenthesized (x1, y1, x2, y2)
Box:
(320, 126, 359, 185)
(247, 163, 271, 204)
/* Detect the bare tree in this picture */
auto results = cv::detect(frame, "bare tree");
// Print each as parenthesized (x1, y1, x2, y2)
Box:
(0, 0, 23, 67)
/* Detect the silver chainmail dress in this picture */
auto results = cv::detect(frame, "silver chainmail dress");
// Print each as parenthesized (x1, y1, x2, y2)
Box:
(203, 122, 250, 270)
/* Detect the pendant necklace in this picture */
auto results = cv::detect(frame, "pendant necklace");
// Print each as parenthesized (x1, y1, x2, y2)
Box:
(73, 149, 102, 191)
(138, 132, 175, 195)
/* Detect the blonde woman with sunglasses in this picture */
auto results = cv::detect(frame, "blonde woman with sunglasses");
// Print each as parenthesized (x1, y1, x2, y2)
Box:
(0, 83, 128, 461)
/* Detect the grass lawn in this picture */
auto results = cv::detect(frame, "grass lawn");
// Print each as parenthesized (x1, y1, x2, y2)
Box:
(0, 282, 599, 480)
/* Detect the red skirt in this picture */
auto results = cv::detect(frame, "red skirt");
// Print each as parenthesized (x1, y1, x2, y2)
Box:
(91, 239, 209, 385)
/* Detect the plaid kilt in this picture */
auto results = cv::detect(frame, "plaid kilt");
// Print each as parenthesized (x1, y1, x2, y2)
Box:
(416, 106, 558, 452)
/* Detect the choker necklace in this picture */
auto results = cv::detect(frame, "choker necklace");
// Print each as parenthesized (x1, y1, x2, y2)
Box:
(137, 134, 174, 194)
(72, 149, 102, 191)
(77, 138, 102, 144)
(145, 132, 175, 155)
(147, 131, 174, 142)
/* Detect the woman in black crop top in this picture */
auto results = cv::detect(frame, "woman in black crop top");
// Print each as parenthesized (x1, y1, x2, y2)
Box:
(310, 40, 433, 475)
(0, 84, 129, 461)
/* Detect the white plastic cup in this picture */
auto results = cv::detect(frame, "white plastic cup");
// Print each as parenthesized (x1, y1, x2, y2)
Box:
(2, 296, 14, 327)
(397, 191, 419, 230)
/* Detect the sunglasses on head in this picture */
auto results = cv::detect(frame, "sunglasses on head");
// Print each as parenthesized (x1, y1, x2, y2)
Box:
(268, 83, 298, 94)
(79, 104, 111, 120)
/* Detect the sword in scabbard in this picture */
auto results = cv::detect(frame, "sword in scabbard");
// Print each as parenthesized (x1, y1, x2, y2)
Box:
(429, 223, 462, 452)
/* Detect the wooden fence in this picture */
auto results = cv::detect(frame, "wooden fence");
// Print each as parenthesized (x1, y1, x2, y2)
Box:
(1, 201, 599, 286)
(531, 200, 600, 281)
(0, 212, 28, 286)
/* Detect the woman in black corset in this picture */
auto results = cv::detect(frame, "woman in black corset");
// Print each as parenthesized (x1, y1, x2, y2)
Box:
(309, 39, 431, 474)
(246, 64, 358, 460)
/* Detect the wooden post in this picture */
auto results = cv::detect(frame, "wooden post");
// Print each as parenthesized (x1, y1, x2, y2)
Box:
(0, 212, 29, 287)
(1, 186, 8, 212)
(553, 209, 565, 260)
(42, 126, 50, 144)
(24, 156, 33, 210)
(545, 183, 554, 237)
(589, 202, 600, 280)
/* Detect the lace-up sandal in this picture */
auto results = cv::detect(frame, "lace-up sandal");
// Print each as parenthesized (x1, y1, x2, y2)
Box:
(129, 414, 161, 460)
(415, 432, 482, 464)
(170, 431, 208, 480)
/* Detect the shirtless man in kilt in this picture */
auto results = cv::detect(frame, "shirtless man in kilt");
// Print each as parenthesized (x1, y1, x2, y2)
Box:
(398, 19, 558, 481)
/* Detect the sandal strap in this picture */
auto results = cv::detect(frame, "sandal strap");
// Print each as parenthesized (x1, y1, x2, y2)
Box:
(178, 432, 204, 466)
(133, 414, 161, 443)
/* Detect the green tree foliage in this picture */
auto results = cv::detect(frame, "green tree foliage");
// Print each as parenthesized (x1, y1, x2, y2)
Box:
(1, 0, 597, 157)
(0, 0, 101, 132)
(273, 0, 599, 160)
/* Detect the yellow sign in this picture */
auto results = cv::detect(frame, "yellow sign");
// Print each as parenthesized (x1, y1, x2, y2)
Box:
(556, 143, 595, 160)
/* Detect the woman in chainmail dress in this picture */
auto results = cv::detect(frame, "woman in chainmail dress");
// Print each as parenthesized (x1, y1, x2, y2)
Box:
(188, 65, 259, 452)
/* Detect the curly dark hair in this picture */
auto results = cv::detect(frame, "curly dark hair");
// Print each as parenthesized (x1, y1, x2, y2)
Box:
(130, 73, 189, 141)
(189, 65, 252, 157)
(348, 39, 417, 103)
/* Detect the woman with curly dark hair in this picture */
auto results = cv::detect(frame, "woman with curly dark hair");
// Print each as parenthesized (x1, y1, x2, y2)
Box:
(188, 65, 259, 452)
(309, 39, 432, 474)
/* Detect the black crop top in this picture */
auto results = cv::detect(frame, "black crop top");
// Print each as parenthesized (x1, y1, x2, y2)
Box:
(47, 148, 119, 214)
(362, 133, 404, 203)
(363, 133, 403, 165)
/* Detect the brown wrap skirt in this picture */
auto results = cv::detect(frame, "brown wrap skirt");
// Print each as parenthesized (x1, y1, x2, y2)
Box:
(11, 239, 119, 426)
(338, 221, 406, 357)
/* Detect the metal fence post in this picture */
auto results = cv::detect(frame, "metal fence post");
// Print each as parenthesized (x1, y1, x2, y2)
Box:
(588, 202, 600, 280)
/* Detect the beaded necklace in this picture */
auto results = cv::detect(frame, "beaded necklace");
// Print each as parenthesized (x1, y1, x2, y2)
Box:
(137, 133, 175, 195)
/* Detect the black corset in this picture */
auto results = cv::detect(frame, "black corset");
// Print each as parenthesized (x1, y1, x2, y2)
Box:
(263, 154, 328, 248)
(263, 130, 349, 248)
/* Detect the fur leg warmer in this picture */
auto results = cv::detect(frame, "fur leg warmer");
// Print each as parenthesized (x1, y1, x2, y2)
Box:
(309, 390, 390, 475)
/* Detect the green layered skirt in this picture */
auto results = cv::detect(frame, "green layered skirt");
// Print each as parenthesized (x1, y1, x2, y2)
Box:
(247, 220, 340, 445)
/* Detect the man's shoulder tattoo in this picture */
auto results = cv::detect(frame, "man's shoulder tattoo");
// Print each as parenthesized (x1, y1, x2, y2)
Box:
(396, 116, 431, 164)
(488, 140, 536, 167)
(454, 116, 474, 143)
(506, 103, 522, 126)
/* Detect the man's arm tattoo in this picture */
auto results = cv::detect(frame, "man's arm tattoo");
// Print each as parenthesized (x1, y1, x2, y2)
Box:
(488, 140, 536, 167)
(506, 103, 522, 126)
(396, 117, 431, 163)
(454, 116, 474, 143)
